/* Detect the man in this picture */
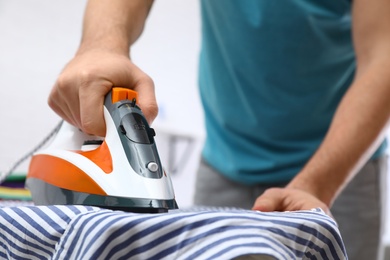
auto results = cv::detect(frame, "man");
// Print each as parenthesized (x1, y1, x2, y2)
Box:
(48, 1, 390, 259)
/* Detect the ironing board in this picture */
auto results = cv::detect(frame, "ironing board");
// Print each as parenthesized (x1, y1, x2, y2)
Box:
(0, 205, 346, 259)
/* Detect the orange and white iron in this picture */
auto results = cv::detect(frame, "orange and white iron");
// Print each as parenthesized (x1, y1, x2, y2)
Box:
(26, 88, 178, 213)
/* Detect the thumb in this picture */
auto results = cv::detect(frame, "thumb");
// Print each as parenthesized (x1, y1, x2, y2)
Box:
(122, 62, 157, 125)
(131, 76, 158, 125)
(252, 188, 285, 212)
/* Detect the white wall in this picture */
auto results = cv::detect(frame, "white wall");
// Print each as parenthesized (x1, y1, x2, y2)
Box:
(0, 0, 203, 208)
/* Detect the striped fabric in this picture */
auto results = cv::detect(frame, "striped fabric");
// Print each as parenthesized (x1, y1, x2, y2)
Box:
(0, 206, 347, 260)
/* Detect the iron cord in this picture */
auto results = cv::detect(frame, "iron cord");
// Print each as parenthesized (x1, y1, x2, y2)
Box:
(0, 120, 63, 183)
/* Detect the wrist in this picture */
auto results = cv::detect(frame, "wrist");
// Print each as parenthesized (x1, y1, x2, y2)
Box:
(77, 35, 130, 57)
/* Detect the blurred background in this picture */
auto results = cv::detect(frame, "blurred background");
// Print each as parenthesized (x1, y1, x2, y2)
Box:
(0, 0, 204, 208)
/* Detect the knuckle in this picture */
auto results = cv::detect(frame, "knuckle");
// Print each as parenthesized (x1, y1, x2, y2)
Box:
(78, 69, 95, 82)
(48, 86, 63, 109)
(56, 68, 101, 94)
(47, 97, 57, 109)
(55, 75, 71, 92)
(77, 69, 99, 87)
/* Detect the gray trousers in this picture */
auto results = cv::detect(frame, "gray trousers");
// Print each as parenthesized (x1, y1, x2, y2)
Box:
(193, 156, 388, 260)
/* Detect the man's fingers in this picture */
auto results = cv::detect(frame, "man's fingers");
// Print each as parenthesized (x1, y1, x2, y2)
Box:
(79, 81, 112, 136)
(48, 85, 80, 129)
(252, 188, 285, 212)
(136, 93, 158, 126)
(131, 72, 158, 125)
(48, 53, 158, 137)
(104, 61, 158, 125)
(252, 187, 333, 218)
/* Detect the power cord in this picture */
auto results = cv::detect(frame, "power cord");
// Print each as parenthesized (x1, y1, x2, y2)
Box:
(0, 120, 63, 184)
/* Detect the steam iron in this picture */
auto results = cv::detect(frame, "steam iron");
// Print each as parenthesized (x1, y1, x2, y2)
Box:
(26, 87, 178, 213)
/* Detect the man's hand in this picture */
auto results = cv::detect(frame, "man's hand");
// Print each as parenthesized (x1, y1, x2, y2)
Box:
(48, 50, 157, 137)
(252, 188, 332, 216)
(48, 0, 155, 137)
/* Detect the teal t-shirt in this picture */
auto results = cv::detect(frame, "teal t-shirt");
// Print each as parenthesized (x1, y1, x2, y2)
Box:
(199, 0, 387, 185)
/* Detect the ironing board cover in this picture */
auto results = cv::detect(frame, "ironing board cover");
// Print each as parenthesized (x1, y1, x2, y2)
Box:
(0, 205, 347, 260)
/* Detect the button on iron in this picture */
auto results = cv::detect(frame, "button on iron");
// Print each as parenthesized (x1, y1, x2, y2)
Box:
(147, 162, 159, 172)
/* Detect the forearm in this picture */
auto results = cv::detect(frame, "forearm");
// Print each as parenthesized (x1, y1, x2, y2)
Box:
(77, 0, 154, 56)
(288, 63, 390, 206)
(287, 0, 390, 208)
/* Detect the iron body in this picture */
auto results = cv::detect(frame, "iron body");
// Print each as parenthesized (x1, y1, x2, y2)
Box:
(26, 88, 178, 213)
